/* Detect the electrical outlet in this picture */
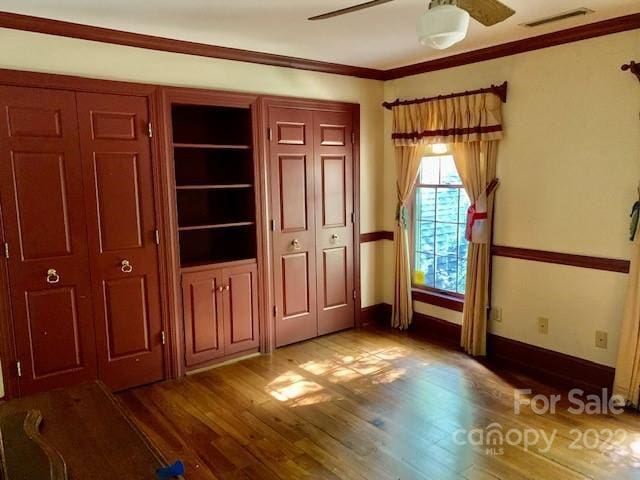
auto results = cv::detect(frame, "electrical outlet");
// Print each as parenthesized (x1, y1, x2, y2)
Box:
(490, 307, 502, 323)
(537, 317, 549, 335)
(595, 331, 608, 349)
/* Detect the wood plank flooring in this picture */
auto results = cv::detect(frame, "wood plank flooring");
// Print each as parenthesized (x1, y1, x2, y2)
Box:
(119, 328, 640, 479)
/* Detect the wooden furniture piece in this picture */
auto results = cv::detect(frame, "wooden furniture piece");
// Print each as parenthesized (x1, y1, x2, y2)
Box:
(0, 382, 174, 480)
(0, 84, 166, 396)
(264, 100, 358, 347)
(0, 410, 67, 480)
(165, 91, 262, 369)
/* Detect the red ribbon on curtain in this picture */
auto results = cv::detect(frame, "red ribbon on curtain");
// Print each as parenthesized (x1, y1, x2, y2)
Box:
(465, 179, 499, 242)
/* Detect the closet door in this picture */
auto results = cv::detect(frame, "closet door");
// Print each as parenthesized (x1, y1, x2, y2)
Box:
(76, 92, 164, 391)
(268, 107, 318, 347)
(0, 86, 97, 395)
(313, 111, 355, 335)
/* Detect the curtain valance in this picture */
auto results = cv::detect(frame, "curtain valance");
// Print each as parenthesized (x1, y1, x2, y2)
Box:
(386, 82, 507, 146)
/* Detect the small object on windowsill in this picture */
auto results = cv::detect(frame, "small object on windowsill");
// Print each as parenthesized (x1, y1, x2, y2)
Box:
(622, 61, 640, 83)
(156, 460, 185, 479)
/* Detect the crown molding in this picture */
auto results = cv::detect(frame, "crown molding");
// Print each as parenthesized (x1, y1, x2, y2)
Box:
(383, 13, 640, 80)
(0, 11, 639, 82)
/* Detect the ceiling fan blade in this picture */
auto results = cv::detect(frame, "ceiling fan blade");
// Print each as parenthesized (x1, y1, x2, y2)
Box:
(308, 0, 395, 21)
(456, 0, 515, 26)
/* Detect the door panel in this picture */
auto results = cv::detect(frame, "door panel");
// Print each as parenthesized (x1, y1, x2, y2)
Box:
(0, 86, 97, 395)
(76, 92, 164, 391)
(223, 264, 259, 355)
(314, 111, 355, 335)
(269, 108, 318, 347)
(182, 270, 224, 366)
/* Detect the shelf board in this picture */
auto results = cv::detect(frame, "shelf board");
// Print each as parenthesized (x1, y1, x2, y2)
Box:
(173, 143, 251, 150)
(178, 221, 255, 232)
(175, 184, 253, 190)
(181, 258, 257, 272)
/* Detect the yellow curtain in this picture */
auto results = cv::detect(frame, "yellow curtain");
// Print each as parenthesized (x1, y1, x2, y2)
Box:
(392, 145, 424, 330)
(613, 232, 640, 405)
(453, 141, 499, 356)
(388, 86, 504, 337)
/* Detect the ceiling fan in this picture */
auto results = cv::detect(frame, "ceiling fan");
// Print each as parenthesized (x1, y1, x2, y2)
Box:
(309, 0, 516, 50)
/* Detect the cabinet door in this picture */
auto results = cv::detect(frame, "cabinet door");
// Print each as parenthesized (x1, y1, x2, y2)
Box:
(268, 107, 318, 347)
(0, 86, 97, 395)
(313, 111, 355, 335)
(76, 92, 165, 390)
(182, 269, 225, 366)
(222, 264, 259, 355)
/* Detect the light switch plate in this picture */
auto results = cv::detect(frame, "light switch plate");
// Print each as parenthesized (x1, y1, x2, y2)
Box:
(537, 317, 549, 335)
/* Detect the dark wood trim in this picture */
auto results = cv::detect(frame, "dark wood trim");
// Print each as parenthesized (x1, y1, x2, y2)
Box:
(383, 13, 640, 80)
(0, 11, 385, 80)
(1, 11, 639, 82)
(0, 196, 18, 399)
(406, 311, 615, 394)
(412, 288, 464, 312)
(360, 231, 394, 243)
(383, 81, 507, 109)
(492, 245, 630, 274)
(360, 303, 392, 327)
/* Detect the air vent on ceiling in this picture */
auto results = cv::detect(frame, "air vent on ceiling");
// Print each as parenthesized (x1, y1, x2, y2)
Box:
(521, 8, 594, 28)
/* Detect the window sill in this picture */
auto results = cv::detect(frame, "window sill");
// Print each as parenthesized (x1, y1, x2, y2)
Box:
(412, 287, 464, 312)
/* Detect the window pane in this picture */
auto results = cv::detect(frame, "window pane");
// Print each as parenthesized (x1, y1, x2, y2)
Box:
(416, 187, 436, 221)
(415, 253, 435, 288)
(439, 155, 461, 185)
(419, 156, 439, 184)
(458, 188, 470, 220)
(458, 223, 468, 259)
(435, 255, 458, 292)
(435, 222, 457, 256)
(436, 188, 459, 223)
(416, 221, 435, 254)
(457, 257, 467, 294)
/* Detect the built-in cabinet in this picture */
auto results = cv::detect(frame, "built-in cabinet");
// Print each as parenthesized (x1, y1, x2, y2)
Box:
(0, 69, 360, 398)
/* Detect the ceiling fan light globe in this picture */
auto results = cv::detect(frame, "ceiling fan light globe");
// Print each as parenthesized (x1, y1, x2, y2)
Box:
(417, 5, 470, 50)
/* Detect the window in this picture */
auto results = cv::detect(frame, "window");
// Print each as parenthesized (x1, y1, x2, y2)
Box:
(413, 153, 470, 295)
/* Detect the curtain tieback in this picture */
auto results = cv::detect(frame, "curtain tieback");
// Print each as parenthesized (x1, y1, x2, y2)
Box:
(396, 202, 408, 229)
(465, 179, 499, 243)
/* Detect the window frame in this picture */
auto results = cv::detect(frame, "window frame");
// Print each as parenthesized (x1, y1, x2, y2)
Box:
(410, 153, 466, 303)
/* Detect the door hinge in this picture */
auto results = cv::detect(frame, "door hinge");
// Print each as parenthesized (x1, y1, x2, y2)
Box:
(268, 128, 273, 141)
(16, 361, 22, 378)
(351, 132, 355, 145)
(270, 219, 275, 231)
(350, 212, 354, 224)
(273, 305, 278, 317)
(154, 229, 160, 245)
(148, 122, 153, 138)
(161, 331, 167, 345)
(353, 289, 357, 300)
(3, 242, 8, 259)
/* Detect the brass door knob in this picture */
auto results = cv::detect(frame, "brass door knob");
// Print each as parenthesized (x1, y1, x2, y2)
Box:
(121, 260, 133, 273)
(291, 239, 301, 251)
(46, 269, 60, 284)
(330, 234, 339, 243)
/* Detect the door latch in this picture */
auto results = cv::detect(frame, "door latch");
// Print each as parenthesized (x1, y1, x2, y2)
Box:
(16, 361, 22, 377)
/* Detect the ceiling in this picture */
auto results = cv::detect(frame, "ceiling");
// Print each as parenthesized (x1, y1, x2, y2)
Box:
(1, 1, 639, 70)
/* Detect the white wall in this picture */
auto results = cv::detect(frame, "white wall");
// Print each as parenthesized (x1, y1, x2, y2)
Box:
(384, 29, 640, 366)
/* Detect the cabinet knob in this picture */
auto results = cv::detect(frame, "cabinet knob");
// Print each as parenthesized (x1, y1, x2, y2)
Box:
(217, 285, 224, 293)
(223, 285, 230, 291)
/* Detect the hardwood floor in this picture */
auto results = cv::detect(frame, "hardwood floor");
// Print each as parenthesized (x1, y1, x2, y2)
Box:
(119, 328, 640, 479)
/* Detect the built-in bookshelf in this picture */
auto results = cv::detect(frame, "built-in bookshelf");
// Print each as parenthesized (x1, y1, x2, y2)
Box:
(172, 104, 256, 267)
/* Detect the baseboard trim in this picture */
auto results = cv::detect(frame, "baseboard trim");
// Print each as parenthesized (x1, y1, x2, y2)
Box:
(362, 305, 615, 393)
(361, 303, 392, 327)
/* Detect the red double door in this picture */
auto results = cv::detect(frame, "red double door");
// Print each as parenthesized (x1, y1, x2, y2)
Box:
(0, 86, 165, 395)
(267, 107, 356, 347)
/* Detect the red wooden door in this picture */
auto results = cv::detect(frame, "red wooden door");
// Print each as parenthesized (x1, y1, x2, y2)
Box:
(313, 111, 355, 335)
(76, 92, 164, 391)
(182, 269, 225, 366)
(268, 107, 318, 347)
(222, 263, 259, 355)
(0, 86, 97, 395)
